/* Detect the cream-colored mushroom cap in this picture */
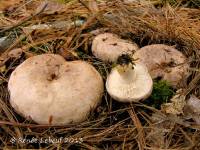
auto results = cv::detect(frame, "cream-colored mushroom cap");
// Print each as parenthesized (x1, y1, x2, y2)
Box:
(133, 44, 189, 88)
(8, 54, 104, 125)
(92, 33, 139, 62)
(106, 63, 153, 102)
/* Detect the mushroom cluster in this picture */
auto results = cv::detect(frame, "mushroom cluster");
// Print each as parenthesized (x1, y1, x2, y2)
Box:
(91, 33, 153, 102)
(92, 33, 139, 62)
(133, 44, 189, 88)
(8, 54, 104, 125)
(8, 32, 190, 125)
(91, 34, 189, 102)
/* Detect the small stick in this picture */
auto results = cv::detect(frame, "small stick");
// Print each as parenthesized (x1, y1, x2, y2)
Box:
(78, 0, 91, 11)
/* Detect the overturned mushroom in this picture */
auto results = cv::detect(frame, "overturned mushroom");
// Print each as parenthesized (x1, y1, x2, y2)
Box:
(133, 44, 189, 88)
(92, 33, 139, 62)
(106, 54, 153, 102)
(8, 54, 104, 125)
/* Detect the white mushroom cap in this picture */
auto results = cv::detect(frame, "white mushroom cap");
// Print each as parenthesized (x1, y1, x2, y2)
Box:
(106, 62, 153, 102)
(92, 33, 139, 62)
(133, 44, 189, 88)
(8, 54, 104, 125)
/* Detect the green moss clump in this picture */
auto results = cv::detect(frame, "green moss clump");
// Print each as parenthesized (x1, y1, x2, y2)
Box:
(144, 80, 175, 109)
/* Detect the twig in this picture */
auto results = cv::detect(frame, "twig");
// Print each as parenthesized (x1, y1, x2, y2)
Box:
(78, 0, 91, 11)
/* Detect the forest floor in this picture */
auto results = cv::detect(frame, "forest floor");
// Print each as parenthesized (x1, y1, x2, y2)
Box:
(0, 0, 200, 149)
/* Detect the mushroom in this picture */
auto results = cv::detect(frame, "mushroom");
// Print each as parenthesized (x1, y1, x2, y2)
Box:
(106, 54, 153, 102)
(133, 44, 189, 88)
(8, 54, 104, 125)
(92, 33, 139, 62)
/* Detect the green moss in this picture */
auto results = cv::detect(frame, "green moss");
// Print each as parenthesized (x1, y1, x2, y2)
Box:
(144, 80, 175, 109)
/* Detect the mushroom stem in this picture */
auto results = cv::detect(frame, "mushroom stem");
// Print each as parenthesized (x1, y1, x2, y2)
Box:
(116, 64, 137, 83)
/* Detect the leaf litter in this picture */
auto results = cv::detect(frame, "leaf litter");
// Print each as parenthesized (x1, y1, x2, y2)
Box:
(0, 0, 200, 149)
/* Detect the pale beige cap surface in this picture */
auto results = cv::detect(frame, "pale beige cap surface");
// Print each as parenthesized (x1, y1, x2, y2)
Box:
(8, 54, 104, 125)
(92, 33, 139, 62)
(133, 44, 189, 88)
(106, 63, 153, 102)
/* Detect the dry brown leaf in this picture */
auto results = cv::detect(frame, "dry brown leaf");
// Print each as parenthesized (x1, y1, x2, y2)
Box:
(24, 51, 36, 59)
(36, 1, 65, 15)
(8, 48, 23, 58)
(161, 89, 186, 115)
(58, 48, 78, 60)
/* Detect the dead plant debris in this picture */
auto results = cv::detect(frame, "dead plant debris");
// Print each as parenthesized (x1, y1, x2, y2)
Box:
(0, 0, 200, 149)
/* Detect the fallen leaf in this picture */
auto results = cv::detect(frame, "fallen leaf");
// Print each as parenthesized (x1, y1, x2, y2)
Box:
(58, 48, 78, 60)
(8, 48, 23, 58)
(161, 89, 186, 115)
(24, 51, 36, 59)
(36, 1, 65, 15)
